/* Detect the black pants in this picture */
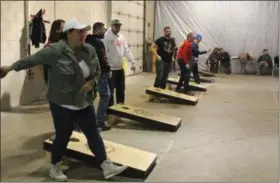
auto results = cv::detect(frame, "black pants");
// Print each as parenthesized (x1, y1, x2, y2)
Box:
(154, 61, 172, 89)
(176, 59, 191, 92)
(192, 62, 200, 84)
(108, 69, 125, 107)
(49, 102, 107, 165)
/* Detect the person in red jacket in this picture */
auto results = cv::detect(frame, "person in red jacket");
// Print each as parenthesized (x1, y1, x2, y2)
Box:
(176, 32, 195, 95)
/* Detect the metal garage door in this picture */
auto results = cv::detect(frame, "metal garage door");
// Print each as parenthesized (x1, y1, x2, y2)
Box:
(111, 1, 145, 76)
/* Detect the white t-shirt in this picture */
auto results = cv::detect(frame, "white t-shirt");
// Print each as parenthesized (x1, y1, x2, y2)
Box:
(60, 60, 91, 110)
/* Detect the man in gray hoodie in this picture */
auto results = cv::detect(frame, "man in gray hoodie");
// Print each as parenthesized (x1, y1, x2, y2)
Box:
(103, 19, 136, 109)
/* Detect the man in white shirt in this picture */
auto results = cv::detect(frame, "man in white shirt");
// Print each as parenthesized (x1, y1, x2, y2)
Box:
(103, 19, 136, 108)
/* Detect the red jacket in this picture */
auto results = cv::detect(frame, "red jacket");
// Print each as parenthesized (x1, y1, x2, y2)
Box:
(177, 40, 192, 64)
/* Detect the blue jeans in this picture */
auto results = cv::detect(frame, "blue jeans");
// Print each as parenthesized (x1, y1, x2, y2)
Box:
(49, 102, 107, 165)
(153, 61, 172, 89)
(97, 73, 110, 126)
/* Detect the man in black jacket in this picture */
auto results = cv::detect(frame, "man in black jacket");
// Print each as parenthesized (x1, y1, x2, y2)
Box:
(85, 22, 111, 131)
(191, 34, 210, 84)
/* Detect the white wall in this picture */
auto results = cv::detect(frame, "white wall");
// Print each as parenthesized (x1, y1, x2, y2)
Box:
(0, 1, 108, 109)
(155, 1, 279, 69)
(1, 0, 155, 109)
(1, 1, 27, 109)
(112, 1, 145, 76)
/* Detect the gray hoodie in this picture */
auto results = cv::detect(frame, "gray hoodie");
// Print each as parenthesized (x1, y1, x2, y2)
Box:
(102, 28, 134, 70)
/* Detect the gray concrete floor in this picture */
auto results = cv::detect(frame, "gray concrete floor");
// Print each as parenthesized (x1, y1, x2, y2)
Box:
(1, 72, 278, 182)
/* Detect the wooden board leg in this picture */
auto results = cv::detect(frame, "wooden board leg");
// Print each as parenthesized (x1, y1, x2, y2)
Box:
(108, 114, 122, 125)
(148, 94, 154, 102)
(45, 151, 51, 165)
(108, 114, 117, 125)
(167, 84, 172, 90)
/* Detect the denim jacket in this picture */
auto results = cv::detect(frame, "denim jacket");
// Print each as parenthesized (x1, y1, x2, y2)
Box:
(11, 40, 101, 108)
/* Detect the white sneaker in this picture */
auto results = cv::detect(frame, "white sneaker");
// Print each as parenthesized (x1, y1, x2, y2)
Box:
(49, 163, 68, 182)
(101, 159, 128, 179)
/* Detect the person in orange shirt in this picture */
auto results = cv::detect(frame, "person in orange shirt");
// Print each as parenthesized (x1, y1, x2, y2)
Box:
(176, 32, 195, 96)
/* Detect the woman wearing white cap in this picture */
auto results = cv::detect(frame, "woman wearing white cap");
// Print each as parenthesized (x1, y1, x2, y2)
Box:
(0, 19, 127, 181)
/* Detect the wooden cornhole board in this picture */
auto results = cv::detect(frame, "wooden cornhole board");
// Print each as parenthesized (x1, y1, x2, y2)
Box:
(107, 104, 181, 132)
(177, 73, 214, 83)
(43, 132, 157, 179)
(145, 87, 198, 105)
(199, 70, 215, 77)
(166, 77, 208, 92)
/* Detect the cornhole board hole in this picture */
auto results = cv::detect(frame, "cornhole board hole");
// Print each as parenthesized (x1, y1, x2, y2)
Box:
(107, 104, 182, 132)
(199, 70, 215, 77)
(43, 132, 157, 179)
(166, 77, 208, 92)
(145, 87, 198, 105)
(177, 73, 214, 83)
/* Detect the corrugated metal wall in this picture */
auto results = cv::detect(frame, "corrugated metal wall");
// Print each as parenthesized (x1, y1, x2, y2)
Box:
(111, 1, 145, 76)
(0, 0, 155, 108)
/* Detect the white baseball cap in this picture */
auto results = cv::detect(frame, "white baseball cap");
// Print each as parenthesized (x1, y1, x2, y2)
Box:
(63, 19, 91, 32)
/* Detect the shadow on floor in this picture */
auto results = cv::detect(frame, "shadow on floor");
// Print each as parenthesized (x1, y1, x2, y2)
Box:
(22, 132, 54, 150)
(29, 160, 144, 182)
(1, 105, 49, 114)
(113, 120, 173, 133)
(1, 133, 54, 175)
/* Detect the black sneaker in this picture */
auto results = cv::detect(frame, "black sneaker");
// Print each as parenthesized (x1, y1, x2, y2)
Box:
(98, 122, 111, 131)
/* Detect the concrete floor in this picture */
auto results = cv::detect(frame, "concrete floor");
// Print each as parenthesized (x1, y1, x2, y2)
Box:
(1, 72, 278, 182)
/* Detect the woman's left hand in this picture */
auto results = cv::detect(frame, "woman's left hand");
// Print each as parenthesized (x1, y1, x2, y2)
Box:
(80, 81, 94, 93)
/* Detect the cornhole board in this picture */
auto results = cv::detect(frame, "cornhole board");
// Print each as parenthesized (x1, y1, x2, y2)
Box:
(107, 104, 181, 132)
(43, 132, 157, 179)
(199, 70, 215, 77)
(166, 77, 208, 92)
(145, 87, 198, 105)
(177, 73, 214, 83)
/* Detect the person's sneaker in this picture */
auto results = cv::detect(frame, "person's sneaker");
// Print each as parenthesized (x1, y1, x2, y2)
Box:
(98, 122, 111, 131)
(101, 159, 128, 179)
(49, 163, 68, 182)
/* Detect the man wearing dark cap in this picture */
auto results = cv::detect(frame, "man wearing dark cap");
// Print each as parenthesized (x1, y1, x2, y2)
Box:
(85, 22, 111, 131)
(256, 49, 273, 75)
(103, 19, 136, 112)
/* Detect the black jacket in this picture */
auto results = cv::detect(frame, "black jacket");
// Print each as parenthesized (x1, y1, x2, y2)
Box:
(29, 9, 46, 48)
(85, 35, 110, 73)
(218, 51, 230, 63)
(191, 42, 207, 58)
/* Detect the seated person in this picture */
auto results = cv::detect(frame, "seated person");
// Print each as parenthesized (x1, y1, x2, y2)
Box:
(256, 49, 273, 75)
(207, 47, 220, 73)
(218, 48, 231, 74)
(238, 52, 252, 74)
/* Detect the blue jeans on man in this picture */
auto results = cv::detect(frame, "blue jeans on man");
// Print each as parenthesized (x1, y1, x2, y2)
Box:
(96, 73, 111, 131)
